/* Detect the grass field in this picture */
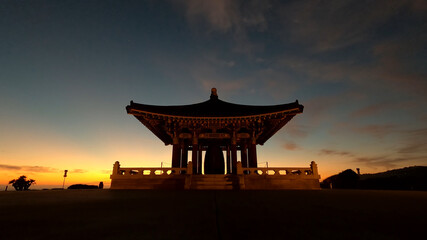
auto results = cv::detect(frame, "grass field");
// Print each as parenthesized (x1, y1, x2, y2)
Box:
(1, 189, 426, 239)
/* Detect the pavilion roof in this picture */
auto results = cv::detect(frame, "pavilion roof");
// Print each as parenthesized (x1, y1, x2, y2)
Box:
(126, 92, 303, 118)
(126, 89, 304, 145)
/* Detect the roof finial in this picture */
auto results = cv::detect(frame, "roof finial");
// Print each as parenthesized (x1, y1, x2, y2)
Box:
(210, 88, 218, 99)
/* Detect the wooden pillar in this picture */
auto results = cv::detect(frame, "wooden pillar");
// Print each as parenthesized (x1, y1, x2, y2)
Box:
(172, 136, 181, 168)
(226, 145, 231, 174)
(248, 138, 258, 168)
(240, 142, 248, 168)
(231, 132, 237, 174)
(181, 144, 188, 168)
(198, 145, 203, 174)
(192, 136, 198, 174)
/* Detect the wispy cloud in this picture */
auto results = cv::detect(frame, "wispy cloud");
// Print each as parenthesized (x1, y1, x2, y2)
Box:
(283, 141, 300, 151)
(371, 39, 427, 100)
(350, 102, 392, 119)
(100, 170, 112, 174)
(278, 0, 425, 52)
(180, 0, 269, 33)
(177, 0, 270, 54)
(354, 124, 397, 139)
(319, 149, 354, 157)
(0, 164, 21, 170)
(397, 143, 426, 154)
(0, 164, 59, 173)
(189, 54, 250, 96)
(397, 128, 427, 156)
(319, 144, 427, 170)
(285, 124, 308, 139)
(353, 155, 424, 170)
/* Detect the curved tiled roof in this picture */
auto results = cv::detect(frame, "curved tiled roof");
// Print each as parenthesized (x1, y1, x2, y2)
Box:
(127, 91, 303, 118)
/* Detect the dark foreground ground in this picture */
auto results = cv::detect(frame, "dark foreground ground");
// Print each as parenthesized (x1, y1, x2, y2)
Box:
(1, 189, 426, 240)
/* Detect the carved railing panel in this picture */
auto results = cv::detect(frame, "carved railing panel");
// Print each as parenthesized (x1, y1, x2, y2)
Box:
(115, 167, 187, 176)
(238, 161, 320, 179)
(241, 167, 315, 176)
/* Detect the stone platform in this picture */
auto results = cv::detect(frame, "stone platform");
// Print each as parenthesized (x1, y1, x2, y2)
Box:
(110, 161, 320, 190)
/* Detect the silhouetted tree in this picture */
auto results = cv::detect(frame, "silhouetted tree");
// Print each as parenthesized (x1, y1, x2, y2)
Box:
(9, 175, 36, 191)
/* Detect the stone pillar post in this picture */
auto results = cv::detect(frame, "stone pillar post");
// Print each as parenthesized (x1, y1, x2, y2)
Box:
(112, 161, 120, 175)
(181, 143, 188, 168)
(172, 136, 181, 168)
(192, 136, 199, 174)
(310, 161, 319, 176)
(248, 138, 258, 168)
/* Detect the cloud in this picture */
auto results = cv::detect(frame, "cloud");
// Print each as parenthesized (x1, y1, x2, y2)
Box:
(330, 121, 401, 140)
(0, 164, 58, 173)
(179, 0, 426, 54)
(353, 155, 424, 169)
(177, 0, 270, 54)
(267, 1, 426, 106)
(278, 0, 425, 52)
(354, 156, 400, 169)
(0, 164, 21, 170)
(397, 128, 427, 155)
(353, 124, 397, 139)
(182, 0, 240, 33)
(283, 141, 300, 151)
(71, 169, 87, 174)
(177, 0, 426, 106)
(371, 39, 427, 100)
(101, 170, 112, 174)
(319, 144, 427, 170)
(299, 94, 348, 128)
(180, 0, 268, 33)
(397, 143, 426, 154)
(200, 78, 245, 95)
(285, 124, 308, 139)
(189, 53, 251, 96)
(350, 102, 392, 119)
(319, 149, 354, 157)
(23, 166, 58, 173)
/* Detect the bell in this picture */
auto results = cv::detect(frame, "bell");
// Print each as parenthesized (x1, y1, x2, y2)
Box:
(204, 144, 225, 174)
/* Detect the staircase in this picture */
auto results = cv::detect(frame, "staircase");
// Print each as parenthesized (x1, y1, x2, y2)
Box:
(189, 174, 240, 190)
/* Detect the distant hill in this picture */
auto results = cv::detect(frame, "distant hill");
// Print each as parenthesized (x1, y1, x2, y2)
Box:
(67, 184, 99, 189)
(321, 166, 427, 190)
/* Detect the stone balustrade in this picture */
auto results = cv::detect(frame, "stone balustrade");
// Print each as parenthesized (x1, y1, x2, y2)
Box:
(118, 167, 187, 176)
(111, 161, 319, 178)
(111, 161, 188, 176)
(238, 161, 319, 178)
(241, 167, 313, 176)
(110, 161, 320, 189)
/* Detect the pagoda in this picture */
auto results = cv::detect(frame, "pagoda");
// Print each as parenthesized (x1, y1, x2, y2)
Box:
(110, 88, 320, 189)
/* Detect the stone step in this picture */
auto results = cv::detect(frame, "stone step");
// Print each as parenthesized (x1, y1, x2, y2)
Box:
(191, 185, 235, 190)
(191, 177, 230, 181)
(192, 177, 232, 181)
(189, 174, 240, 190)
(192, 176, 238, 180)
(192, 178, 230, 182)
(192, 182, 234, 186)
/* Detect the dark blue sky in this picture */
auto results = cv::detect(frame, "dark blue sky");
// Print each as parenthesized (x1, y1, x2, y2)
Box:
(1, 0, 426, 186)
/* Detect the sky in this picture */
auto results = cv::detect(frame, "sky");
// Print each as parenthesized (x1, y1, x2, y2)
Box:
(1, 0, 426, 189)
